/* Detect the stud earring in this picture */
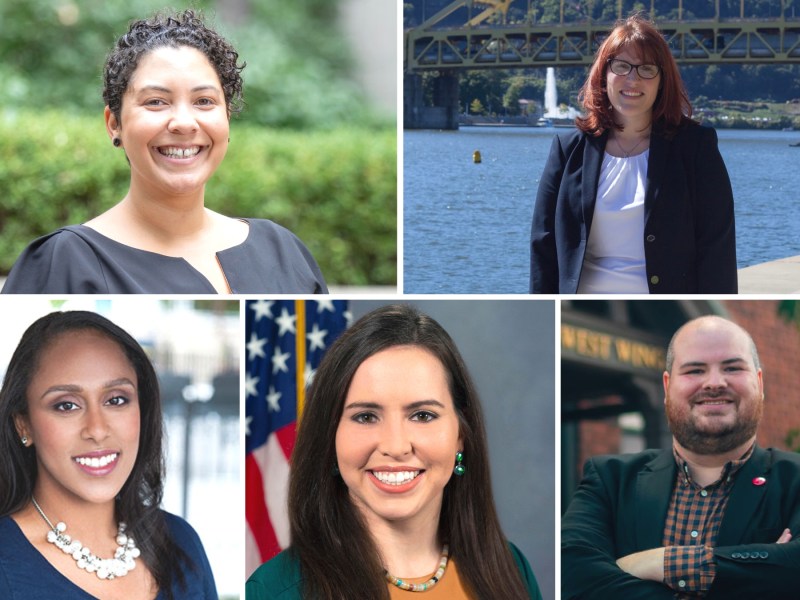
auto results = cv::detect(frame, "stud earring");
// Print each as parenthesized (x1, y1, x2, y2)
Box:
(112, 137, 121, 147)
(454, 451, 465, 476)
(20, 436, 28, 446)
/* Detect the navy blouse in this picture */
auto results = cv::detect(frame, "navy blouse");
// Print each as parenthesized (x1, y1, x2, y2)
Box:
(0, 512, 218, 599)
(1, 218, 327, 294)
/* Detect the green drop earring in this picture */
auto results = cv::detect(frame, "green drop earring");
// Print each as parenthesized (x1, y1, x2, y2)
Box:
(454, 451, 465, 476)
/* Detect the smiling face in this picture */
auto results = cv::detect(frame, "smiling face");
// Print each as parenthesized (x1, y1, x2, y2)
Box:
(335, 345, 462, 532)
(663, 318, 764, 456)
(105, 45, 230, 199)
(605, 47, 661, 127)
(15, 330, 141, 509)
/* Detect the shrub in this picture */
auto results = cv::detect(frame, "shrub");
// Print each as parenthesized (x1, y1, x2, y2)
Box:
(0, 110, 396, 286)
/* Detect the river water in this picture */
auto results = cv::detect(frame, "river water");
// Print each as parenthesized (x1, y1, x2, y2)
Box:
(403, 126, 800, 294)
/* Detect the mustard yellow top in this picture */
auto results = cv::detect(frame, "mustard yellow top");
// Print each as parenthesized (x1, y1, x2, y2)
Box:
(387, 559, 473, 599)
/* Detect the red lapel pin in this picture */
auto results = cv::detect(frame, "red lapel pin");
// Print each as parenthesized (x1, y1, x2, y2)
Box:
(752, 477, 766, 486)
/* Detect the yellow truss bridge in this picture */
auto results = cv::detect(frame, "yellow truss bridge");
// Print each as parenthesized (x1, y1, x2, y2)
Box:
(406, 0, 800, 71)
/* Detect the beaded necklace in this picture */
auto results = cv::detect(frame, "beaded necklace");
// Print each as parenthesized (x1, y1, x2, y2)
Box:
(384, 544, 449, 592)
(31, 497, 141, 580)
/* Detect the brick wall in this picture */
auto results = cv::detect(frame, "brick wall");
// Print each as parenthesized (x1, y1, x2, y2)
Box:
(723, 300, 800, 452)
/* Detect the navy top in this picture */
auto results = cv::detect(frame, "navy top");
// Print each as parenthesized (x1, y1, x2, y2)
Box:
(1, 218, 327, 294)
(0, 512, 218, 599)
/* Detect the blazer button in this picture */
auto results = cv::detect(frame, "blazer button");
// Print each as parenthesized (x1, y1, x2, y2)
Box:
(741, 551, 750, 559)
(732, 552, 741, 558)
(759, 551, 769, 559)
(650, 275, 660, 285)
(646, 234, 656, 242)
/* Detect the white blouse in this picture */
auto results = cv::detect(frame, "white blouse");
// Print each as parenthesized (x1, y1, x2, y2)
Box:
(577, 150, 649, 294)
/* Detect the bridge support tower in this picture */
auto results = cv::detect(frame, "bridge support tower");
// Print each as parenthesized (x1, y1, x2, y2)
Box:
(404, 71, 460, 130)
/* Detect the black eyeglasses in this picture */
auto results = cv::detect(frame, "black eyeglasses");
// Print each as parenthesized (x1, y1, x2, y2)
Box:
(607, 58, 661, 79)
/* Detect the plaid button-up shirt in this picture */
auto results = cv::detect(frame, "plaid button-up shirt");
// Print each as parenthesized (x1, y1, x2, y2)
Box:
(661, 444, 754, 598)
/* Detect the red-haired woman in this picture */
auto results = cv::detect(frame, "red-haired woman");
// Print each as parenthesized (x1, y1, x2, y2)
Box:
(530, 14, 736, 294)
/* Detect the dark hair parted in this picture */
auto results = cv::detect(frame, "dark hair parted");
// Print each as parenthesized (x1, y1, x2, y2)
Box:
(576, 14, 694, 136)
(103, 9, 245, 122)
(287, 304, 529, 599)
(0, 311, 190, 600)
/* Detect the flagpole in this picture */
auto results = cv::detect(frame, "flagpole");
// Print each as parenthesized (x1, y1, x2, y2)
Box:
(295, 300, 307, 421)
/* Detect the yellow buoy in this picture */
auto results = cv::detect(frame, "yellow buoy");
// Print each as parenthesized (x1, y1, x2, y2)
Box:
(473, 150, 482, 163)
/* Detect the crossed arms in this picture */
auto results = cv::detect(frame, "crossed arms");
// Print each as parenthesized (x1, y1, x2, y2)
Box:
(562, 454, 800, 599)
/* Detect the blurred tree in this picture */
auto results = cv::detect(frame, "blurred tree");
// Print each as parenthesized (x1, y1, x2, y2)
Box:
(469, 98, 484, 115)
(0, 0, 373, 129)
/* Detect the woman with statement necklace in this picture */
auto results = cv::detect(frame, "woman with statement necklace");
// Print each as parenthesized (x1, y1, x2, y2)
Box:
(2, 10, 327, 294)
(0, 311, 217, 599)
(530, 14, 737, 294)
(246, 305, 542, 599)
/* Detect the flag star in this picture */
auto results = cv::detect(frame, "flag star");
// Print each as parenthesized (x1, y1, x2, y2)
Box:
(266, 386, 282, 412)
(304, 362, 317, 388)
(275, 308, 297, 337)
(246, 333, 268, 361)
(315, 299, 335, 313)
(245, 415, 253, 436)
(250, 299, 275, 321)
(344, 310, 354, 327)
(245, 373, 260, 397)
(272, 347, 291, 374)
(307, 323, 328, 352)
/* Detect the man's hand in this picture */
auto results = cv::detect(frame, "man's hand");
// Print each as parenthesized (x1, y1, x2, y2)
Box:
(616, 547, 666, 582)
(776, 528, 792, 544)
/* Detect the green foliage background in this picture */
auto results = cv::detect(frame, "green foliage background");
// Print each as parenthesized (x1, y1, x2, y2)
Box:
(0, 111, 396, 285)
(0, 0, 396, 285)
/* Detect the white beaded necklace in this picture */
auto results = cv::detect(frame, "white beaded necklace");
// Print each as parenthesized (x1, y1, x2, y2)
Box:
(31, 497, 141, 580)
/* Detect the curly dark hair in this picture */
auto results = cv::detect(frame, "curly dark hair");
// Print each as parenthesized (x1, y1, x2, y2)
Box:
(103, 9, 245, 122)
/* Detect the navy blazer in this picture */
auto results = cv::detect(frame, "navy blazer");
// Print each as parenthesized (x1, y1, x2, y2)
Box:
(530, 122, 737, 294)
(561, 447, 800, 599)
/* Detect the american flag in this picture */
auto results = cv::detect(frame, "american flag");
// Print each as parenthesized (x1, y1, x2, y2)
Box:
(244, 299, 350, 576)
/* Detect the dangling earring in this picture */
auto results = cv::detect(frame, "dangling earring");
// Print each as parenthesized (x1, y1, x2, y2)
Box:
(20, 436, 28, 446)
(112, 137, 121, 147)
(454, 451, 465, 476)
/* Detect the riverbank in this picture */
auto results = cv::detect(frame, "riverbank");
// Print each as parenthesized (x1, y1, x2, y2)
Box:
(457, 99, 800, 131)
(698, 99, 800, 130)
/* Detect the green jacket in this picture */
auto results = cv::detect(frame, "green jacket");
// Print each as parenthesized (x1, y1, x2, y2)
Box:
(246, 542, 543, 599)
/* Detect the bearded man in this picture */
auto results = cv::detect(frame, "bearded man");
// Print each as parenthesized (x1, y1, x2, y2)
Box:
(562, 315, 800, 599)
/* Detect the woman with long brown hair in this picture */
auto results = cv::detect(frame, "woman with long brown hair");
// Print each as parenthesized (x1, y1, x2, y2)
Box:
(530, 14, 736, 294)
(246, 304, 542, 599)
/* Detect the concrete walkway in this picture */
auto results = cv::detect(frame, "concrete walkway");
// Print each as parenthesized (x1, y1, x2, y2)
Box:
(738, 255, 800, 294)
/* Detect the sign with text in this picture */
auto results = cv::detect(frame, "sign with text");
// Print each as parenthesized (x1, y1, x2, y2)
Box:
(561, 323, 666, 375)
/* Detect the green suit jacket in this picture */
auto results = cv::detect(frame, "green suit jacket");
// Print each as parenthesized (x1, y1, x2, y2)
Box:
(562, 446, 800, 599)
(246, 541, 543, 599)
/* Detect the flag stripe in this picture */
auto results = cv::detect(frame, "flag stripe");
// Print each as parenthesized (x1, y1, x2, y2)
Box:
(245, 300, 349, 574)
(245, 452, 279, 559)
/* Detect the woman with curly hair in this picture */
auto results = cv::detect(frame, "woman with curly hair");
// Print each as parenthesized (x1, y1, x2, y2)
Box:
(530, 14, 736, 294)
(3, 10, 327, 294)
(246, 304, 542, 599)
(0, 311, 216, 598)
